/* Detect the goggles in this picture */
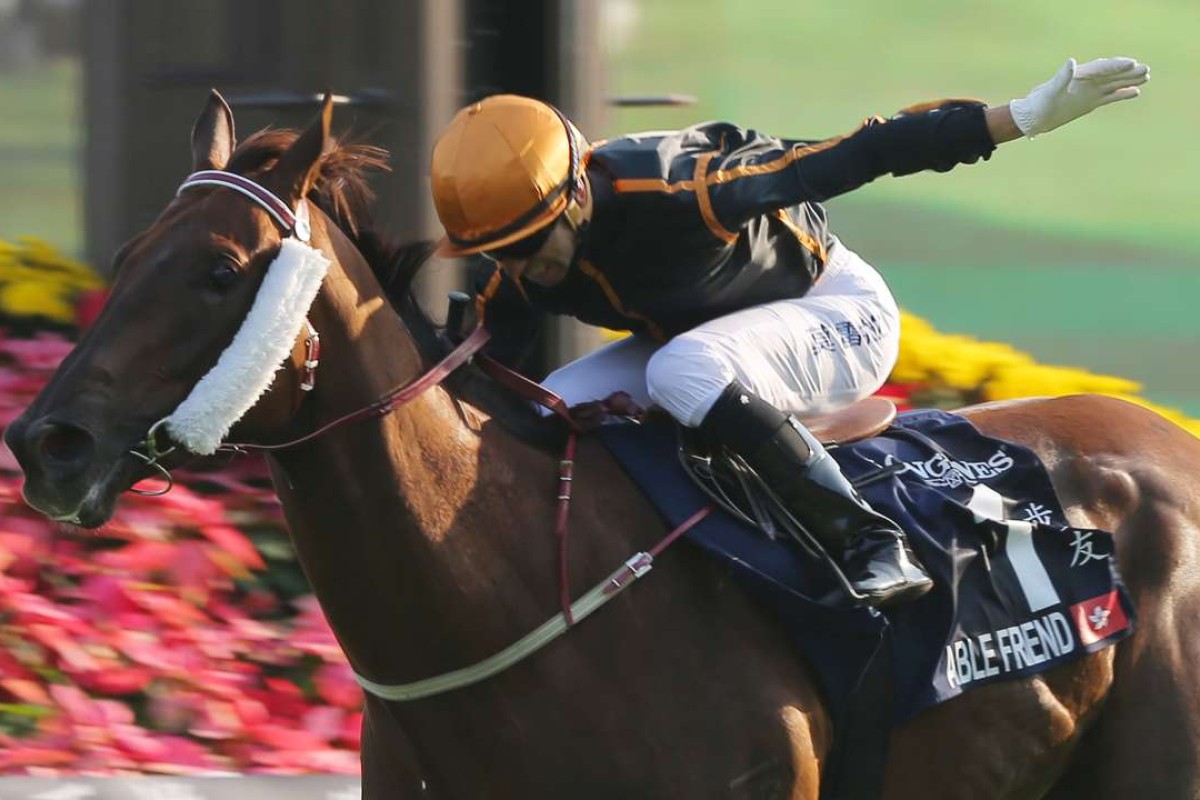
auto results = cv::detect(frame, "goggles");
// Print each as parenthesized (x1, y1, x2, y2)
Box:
(480, 222, 554, 263)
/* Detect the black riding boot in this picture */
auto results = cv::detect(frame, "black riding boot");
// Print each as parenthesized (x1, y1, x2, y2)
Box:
(699, 380, 933, 607)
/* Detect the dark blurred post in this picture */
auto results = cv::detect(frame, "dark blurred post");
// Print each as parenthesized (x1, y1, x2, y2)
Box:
(551, 1, 608, 366)
(462, 0, 606, 370)
(84, 0, 460, 279)
(84, 0, 603, 366)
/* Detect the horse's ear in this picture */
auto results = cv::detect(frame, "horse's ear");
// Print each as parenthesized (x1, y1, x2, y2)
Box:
(191, 89, 236, 172)
(269, 92, 333, 202)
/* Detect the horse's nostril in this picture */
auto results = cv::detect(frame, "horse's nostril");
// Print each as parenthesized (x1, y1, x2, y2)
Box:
(34, 421, 96, 471)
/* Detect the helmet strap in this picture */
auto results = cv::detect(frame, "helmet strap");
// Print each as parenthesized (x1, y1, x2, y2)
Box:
(563, 172, 593, 233)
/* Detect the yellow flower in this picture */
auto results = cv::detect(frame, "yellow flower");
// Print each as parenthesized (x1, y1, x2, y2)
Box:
(0, 238, 106, 326)
(0, 281, 76, 324)
(895, 310, 1199, 439)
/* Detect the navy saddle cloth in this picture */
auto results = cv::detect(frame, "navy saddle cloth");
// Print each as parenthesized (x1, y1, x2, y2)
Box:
(597, 408, 1134, 723)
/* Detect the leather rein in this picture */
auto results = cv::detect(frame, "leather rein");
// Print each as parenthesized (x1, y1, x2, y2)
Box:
(129, 169, 712, 702)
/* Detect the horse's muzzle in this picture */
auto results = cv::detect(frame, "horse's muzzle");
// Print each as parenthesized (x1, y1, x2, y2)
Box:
(22, 417, 96, 480)
(4, 412, 120, 526)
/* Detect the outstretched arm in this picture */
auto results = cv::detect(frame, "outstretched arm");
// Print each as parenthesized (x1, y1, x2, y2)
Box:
(704, 103, 998, 227)
(703, 56, 1149, 230)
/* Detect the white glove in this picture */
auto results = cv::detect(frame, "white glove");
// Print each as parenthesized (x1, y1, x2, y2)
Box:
(1010, 57, 1150, 137)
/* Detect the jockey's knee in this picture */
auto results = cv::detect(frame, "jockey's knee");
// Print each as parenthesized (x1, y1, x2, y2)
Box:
(646, 336, 735, 427)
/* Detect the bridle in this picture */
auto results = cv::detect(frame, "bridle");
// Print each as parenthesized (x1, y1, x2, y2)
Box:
(124, 167, 711, 702)
(128, 169, 489, 493)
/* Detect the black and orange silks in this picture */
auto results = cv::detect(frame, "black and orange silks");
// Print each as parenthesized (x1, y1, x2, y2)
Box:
(477, 99, 995, 366)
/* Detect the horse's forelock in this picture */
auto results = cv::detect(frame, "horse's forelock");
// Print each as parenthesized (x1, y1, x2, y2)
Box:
(225, 129, 389, 243)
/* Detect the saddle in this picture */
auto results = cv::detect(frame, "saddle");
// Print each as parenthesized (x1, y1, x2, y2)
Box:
(799, 396, 896, 446)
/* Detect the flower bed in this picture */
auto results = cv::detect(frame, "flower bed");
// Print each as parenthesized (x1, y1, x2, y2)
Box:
(0, 332, 362, 775)
(0, 239, 104, 335)
(0, 242, 361, 775)
(1, 239, 1196, 775)
(891, 311, 1200, 438)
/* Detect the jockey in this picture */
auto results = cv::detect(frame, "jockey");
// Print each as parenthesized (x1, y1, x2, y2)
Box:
(428, 57, 1149, 608)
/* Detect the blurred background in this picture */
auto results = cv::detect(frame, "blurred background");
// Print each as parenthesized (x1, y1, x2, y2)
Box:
(1, 0, 1196, 408)
(0, 0, 1195, 794)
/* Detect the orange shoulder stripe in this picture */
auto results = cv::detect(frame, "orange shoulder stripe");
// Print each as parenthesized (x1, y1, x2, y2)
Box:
(475, 269, 504, 323)
(576, 259, 665, 340)
(614, 115, 891, 196)
(609, 152, 737, 243)
(772, 209, 828, 265)
(894, 97, 985, 116)
(705, 112, 895, 188)
(608, 116, 883, 244)
(694, 151, 737, 243)
(612, 176, 698, 194)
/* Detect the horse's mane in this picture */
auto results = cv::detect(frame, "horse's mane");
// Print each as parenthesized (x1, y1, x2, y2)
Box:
(227, 129, 565, 450)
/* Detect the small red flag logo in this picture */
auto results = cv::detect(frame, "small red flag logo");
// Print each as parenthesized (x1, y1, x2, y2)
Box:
(1070, 590, 1130, 646)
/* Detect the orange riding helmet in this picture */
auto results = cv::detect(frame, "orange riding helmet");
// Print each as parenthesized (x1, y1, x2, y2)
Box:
(431, 94, 587, 257)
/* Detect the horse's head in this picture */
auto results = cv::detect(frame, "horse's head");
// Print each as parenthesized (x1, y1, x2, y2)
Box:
(5, 90, 383, 527)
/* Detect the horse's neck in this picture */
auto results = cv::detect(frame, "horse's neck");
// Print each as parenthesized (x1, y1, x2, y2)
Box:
(297, 264, 476, 531)
(266, 227, 559, 680)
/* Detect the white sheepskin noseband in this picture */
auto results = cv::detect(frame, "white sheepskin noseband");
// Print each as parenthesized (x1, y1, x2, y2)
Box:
(163, 237, 330, 455)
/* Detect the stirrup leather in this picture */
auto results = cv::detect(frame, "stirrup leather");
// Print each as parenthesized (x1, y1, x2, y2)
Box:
(677, 426, 870, 605)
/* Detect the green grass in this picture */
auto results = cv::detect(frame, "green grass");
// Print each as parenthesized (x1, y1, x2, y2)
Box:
(0, 59, 81, 254)
(884, 263, 1200, 338)
(608, 0, 1199, 253)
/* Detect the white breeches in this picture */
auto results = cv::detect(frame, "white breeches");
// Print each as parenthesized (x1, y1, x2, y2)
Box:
(541, 239, 901, 426)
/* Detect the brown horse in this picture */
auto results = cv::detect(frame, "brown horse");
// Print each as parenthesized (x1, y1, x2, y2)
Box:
(6, 92, 1200, 799)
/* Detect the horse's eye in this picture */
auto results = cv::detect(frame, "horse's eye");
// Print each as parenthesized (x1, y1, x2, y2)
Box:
(209, 260, 240, 290)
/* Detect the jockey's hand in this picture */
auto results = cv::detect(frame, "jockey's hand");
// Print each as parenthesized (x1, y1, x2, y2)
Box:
(1009, 57, 1150, 137)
